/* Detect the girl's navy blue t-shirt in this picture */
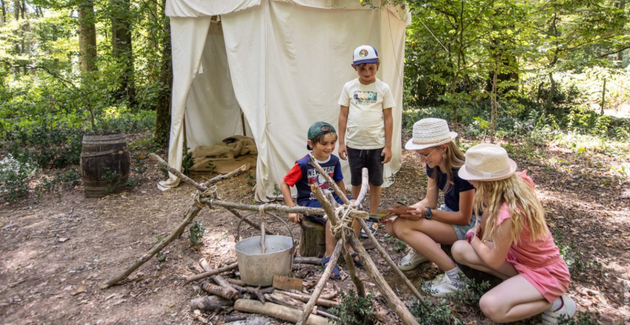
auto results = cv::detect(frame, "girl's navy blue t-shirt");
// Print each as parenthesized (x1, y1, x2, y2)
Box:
(426, 165, 474, 211)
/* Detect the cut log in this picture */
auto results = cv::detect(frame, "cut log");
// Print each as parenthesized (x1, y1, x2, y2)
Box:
(189, 295, 234, 311)
(201, 281, 239, 300)
(299, 219, 326, 258)
(234, 299, 330, 325)
(199, 258, 240, 299)
(264, 292, 305, 309)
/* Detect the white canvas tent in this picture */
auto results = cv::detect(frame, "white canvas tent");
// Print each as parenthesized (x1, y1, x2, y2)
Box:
(159, 0, 410, 201)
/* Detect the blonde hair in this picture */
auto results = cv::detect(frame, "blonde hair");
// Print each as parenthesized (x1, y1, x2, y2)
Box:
(429, 142, 465, 194)
(474, 174, 548, 245)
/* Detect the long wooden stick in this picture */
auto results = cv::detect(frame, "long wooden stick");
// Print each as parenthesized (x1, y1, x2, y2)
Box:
(296, 240, 343, 325)
(278, 291, 338, 308)
(102, 204, 203, 288)
(224, 207, 275, 235)
(150, 153, 206, 191)
(200, 198, 369, 219)
(357, 218, 427, 307)
(347, 234, 419, 325)
(184, 262, 238, 284)
(150, 153, 249, 192)
(312, 184, 365, 298)
(260, 222, 266, 254)
(308, 155, 351, 205)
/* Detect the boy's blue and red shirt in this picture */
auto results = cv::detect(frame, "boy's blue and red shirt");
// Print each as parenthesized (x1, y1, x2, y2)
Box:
(283, 154, 343, 205)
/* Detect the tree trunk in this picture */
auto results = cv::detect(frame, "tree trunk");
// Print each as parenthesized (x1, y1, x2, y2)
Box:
(1, 0, 6, 25)
(13, 0, 17, 20)
(616, 0, 626, 63)
(155, 0, 172, 147)
(78, 0, 98, 73)
(111, 0, 136, 105)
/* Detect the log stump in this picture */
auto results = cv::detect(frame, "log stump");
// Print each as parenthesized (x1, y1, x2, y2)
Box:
(299, 219, 326, 258)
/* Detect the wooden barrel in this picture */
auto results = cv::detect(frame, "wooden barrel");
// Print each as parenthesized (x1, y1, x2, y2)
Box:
(80, 133, 131, 198)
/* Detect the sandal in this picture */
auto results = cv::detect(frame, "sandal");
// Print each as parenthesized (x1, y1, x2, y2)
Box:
(351, 253, 363, 267)
(321, 256, 340, 279)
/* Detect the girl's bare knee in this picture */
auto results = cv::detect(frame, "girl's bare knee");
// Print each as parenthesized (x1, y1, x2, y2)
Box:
(384, 222, 395, 236)
(479, 293, 506, 323)
(451, 240, 468, 264)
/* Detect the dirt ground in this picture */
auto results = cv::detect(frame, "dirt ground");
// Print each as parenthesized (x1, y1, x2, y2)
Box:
(1, 137, 629, 325)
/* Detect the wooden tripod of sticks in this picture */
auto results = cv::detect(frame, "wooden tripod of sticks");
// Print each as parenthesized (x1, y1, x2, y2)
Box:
(101, 154, 430, 325)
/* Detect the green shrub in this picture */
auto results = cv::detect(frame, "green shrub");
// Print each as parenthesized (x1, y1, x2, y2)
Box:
(330, 290, 378, 325)
(408, 297, 460, 325)
(0, 154, 37, 202)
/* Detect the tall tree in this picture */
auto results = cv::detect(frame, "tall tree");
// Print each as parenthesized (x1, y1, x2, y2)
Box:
(1, 0, 6, 25)
(110, 0, 136, 105)
(155, 0, 171, 146)
(78, 0, 97, 73)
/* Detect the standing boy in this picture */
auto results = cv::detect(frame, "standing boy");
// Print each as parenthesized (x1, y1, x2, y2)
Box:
(281, 121, 361, 279)
(338, 45, 395, 233)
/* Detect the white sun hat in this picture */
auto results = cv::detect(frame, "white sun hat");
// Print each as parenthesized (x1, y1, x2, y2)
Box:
(352, 45, 379, 65)
(404, 118, 458, 150)
(458, 143, 517, 181)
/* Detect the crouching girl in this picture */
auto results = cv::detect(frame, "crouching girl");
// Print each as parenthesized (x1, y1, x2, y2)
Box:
(452, 143, 575, 324)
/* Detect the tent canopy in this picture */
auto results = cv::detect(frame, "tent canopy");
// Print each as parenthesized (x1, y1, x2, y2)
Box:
(160, 0, 410, 201)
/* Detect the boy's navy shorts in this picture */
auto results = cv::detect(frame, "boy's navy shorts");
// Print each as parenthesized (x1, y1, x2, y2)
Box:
(347, 147, 384, 187)
(298, 195, 352, 225)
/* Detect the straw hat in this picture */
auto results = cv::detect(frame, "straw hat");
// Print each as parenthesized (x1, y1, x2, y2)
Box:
(404, 118, 458, 150)
(458, 143, 517, 181)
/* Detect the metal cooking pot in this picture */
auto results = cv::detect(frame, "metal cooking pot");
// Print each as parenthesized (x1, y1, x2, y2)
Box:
(235, 213, 294, 286)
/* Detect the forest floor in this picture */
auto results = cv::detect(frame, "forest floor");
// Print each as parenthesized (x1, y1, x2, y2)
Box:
(1, 134, 629, 325)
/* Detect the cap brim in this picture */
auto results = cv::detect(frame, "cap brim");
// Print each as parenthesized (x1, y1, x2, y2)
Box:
(458, 159, 518, 181)
(353, 58, 379, 65)
(404, 132, 457, 150)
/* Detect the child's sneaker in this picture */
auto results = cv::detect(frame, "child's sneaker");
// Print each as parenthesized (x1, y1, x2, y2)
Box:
(360, 218, 379, 238)
(541, 295, 577, 325)
(397, 249, 428, 271)
(428, 273, 467, 297)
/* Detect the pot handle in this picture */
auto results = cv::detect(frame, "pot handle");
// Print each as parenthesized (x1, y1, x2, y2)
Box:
(236, 211, 294, 245)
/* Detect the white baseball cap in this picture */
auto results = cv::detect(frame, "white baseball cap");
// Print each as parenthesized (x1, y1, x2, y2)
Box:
(353, 45, 379, 65)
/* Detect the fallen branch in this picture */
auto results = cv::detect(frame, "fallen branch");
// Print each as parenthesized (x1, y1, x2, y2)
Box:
(234, 299, 330, 325)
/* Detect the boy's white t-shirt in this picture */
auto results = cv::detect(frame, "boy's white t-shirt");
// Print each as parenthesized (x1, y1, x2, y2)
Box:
(338, 78, 396, 150)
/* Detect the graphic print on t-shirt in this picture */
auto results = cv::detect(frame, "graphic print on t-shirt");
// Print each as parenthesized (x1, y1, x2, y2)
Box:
(353, 90, 377, 105)
(307, 166, 335, 199)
